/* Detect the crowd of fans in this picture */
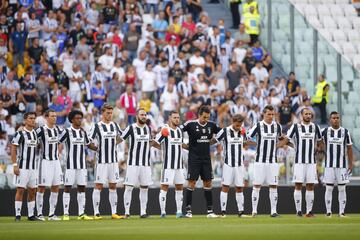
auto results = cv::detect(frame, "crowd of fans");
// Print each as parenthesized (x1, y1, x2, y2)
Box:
(0, 0, 333, 187)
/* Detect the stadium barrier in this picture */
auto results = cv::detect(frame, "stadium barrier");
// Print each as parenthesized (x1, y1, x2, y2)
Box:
(1, 186, 360, 216)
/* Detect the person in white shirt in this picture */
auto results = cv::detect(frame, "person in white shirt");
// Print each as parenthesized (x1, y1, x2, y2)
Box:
(140, 63, 157, 101)
(69, 64, 82, 103)
(154, 59, 170, 93)
(98, 47, 115, 80)
(160, 83, 179, 122)
(233, 40, 247, 66)
(44, 34, 59, 65)
(110, 59, 125, 82)
(251, 61, 269, 84)
(132, 51, 147, 79)
(42, 10, 58, 41)
(189, 49, 205, 75)
(85, 2, 99, 30)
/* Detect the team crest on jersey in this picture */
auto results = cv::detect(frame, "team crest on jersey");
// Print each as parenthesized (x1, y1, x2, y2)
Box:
(208, 127, 211, 134)
(202, 128, 206, 133)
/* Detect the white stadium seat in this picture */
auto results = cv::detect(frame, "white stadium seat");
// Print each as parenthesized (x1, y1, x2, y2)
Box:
(291, 0, 309, 3)
(318, 29, 333, 41)
(336, 17, 353, 29)
(342, 116, 354, 127)
(341, 42, 356, 55)
(341, 4, 358, 18)
(335, 0, 351, 4)
(303, 4, 318, 17)
(352, 17, 360, 29)
(348, 92, 360, 103)
(329, 4, 345, 17)
(332, 29, 347, 42)
(347, 30, 360, 42)
(318, 41, 329, 54)
(306, 16, 323, 28)
(274, 29, 289, 41)
(298, 41, 313, 54)
(343, 104, 357, 115)
(322, 16, 338, 29)
(317, 5, 331, 18)
(302, 28, 313, 41)
(295, 55, 310, 67)
(353, 80, 360, 91)
(352, 55, 360, 69)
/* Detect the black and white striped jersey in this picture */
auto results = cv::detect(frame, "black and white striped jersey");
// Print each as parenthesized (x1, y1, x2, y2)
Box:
(36, 125, 63, 161)
(286, 122, 322, 164)
(121, 123, 152, 166)
(322, 127, 352, 168)
(155, 125, 183, 169)
(59, 127, 91, 169)
(11, 129, 38, 169)
(90, 121, 122, 164)
(215, 126, 247, 167)
(248, 121, 282, 163)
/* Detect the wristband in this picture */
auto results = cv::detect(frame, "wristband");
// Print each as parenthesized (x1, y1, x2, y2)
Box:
(13, 163, 18, 167)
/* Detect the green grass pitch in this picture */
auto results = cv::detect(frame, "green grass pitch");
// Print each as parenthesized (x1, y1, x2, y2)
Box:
(1, 215, 360, 240)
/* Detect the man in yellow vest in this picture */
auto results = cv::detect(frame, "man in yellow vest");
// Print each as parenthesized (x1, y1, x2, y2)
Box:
(242, 5, 260, 45)
(230, 0, 242, 29)
(312, 74, 329, 124)
(243, 0, 259, 15)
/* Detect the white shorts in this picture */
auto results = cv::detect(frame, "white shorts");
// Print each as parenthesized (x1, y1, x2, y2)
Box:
(64, 169, 87, 186)
(292, 163, 318, 184)
(95, 163, 120, 184)
(39, 160, 63, 187)
(14, 169, 38, 189)
(253, 162, 279, 186)
(161, 169, 186, 185)
(324, 168, 349, 185)
(124, 165, 153, 186)
(222, 164, 245, 187)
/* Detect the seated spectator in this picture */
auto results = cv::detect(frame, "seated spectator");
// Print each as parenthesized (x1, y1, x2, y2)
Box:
(234, 23, 251, 48)
(286, 72, 301, 99)
(278, 96, 295, 132)
(251, 60, 269, 84)
(91, 80, 106, 111)
(120, 85, 137, 124)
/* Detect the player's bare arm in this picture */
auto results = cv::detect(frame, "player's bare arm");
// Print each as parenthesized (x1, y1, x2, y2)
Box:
(181, 143, 189, 150)
(347, 145, 354, 173)
(11, 144, 19, 176)
(88, 143, 98, 151)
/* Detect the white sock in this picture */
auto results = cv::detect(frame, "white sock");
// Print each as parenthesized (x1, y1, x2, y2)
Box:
(63, 192, 70, 215)
(109, 189, 118, 215)
(139, 188, 148, 216)
(77, 192, 86, 216)
(252, 187, 260, 214)
(159, 190, 167, 214)
(36, 192, 44, 216)
(220, 191, 228, 212)
(325, 185, 334, 214)
(294, 189, 302, 213)
(27, 201, 35, 217)
(92, 189, 101, 215)
(124, 186, 133, 215)
(305, 190, 314, 214)
(236, 192, 244, 212)
(338, 185, 347, 215)
(15, 201, 22, 217)
(269, 188, 278, 215)
(49, 192, 58, 216)
(175, 190, 183, 213)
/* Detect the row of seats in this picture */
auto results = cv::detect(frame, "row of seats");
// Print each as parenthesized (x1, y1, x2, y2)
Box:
(291, 0, 351, 4)
(295, 3, 357, 19)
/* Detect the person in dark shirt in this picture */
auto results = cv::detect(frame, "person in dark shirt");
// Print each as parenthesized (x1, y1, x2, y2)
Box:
(180, 105, 221, 218)
(169, 61, 184, 85)
(69, 21, 85, 47)
(226, 61, 242, 91)
(102, 0, 119, 32)
(242, 48, 256, 76)
(21, 73, 37, 112)
(28, 38, 43, 75)
(54, 61, 69, 89)
(10, 22, 28, 67)
(286, 72, 301, 99)
(278, 96, 295, 132)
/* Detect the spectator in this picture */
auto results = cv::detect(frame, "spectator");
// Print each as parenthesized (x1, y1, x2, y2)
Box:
(120, 84, 137, 124)
(312, 74, 329, 124)
(108, 72, 124, 106)
(140, 63, 157, 101)
(252, 40, 265, 61)
(262, 54, 273, 77)
(242, 5, 260, 45)
(44, 34, 60, 66)
(10, 22, 27, 67)
(98, 47, 115, 81)
(278, 96, 295, 132)
(242, 48, 256, 76)
(234, 23, 251, 48)
(49, 96, 67, 126)
(20, 73, 37, 112)
(286, 72, 301, 99)
(57, 86, 73, 114)
(226, 61, 242, 91)
(230, 0, 241, 29)
(251, 60, 269, 84)
(123, 23, 140, 61)
(91, 80, 106, 111)
(160, 82, 179, 122)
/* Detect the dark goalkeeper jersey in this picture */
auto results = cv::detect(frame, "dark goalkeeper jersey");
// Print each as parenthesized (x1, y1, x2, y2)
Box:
(180, 120, 220, 162)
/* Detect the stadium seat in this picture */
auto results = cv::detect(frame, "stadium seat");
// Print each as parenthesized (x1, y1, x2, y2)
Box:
(329, 4, 345, 17)
(294, 14, 308, 28)
(330, 42, 342, 53)
(343, 104, 357, 115)
(272, 42, 285, 55)
(320, 54, 337, 67)
(278, 15, 291, 28)
(340, 4, 358, 18)
(294, 28, 306, 41)
(322, 0, 336, 3)
(353, 80, 360, 91)
(335, 0, 351, 4)
(327, 104, 338, 113)
(281, 54, 291, 71)
(295, 66, 310, 80)
(341, 81, 350, 93)
(342, 116, 354, 127)
(336, 17, 353, 30)
(342, 65, 355, 81)
(318, 29, 333, 41)
(352, 17, 360, 29)
(341, 42, 356, 55)
(274, 29, 289, 41)
(291, 0, 309, 3)
(355, 116, 360, 127)
(352, 55, 360, 69)
(303, 4, 318, 17)
(332, 29, 347, 42)
(317, 5, 331, 18)
(348, 92, 360, 103)
(321, 16, 338, 29)
(347, 30, 360, 42)
(295, 55, 310, 67)
(302, 28, 313, 42)
(298, 41, 313, 54)
(330, 93, 338, 104)
(326, 68, 338, 82)
(307, 16, 323, 28)
(318, 41, 330, 54)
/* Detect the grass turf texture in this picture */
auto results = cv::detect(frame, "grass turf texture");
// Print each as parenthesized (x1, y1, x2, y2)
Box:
(1, 215, 360, 240)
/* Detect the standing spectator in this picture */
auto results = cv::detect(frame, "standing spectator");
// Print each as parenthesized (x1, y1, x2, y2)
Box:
(34, 74, 49, 109)
(85, 2, 100, 30)
(133, 50, 147, 80)
(226, 61, 242, 92)
(154, 58, 170, 96)
(49, 96, 67, 125)
(98, 47, 115, 81)
(262, 54, 273, 77)
(108, 72, 124, 106)
(28, 38, 43, 75)
(120, 85, 137, 124)
(160, 82, 179, 121)
(242, 48, 256, 76)
(69, 64, 82, 103)
(20, 73, 37, 112)
(10, 22, 27, 67)
(187, 0, 202, 22)
(251, 61, 269, 84)
(230, 0, 241, 29)
(278, 96, 295, 132)
(91, 80, 106, 111)
(56, 86, 73, 115)
(145, 0, 159, 15)
(234, 23, 251, 48)
(152, 11, 169, 41)
(312, 74, 329, 124)
(140, 63, 157, 101)
(242, 6, 260, 45)
(286, 72, 301, 99)
(28, 11, 41, 44)
(42, 10, 58, 41)
(252, 40, 265, 61)
(44, 34, 60, 66)
(123, 23, 140, 61)
(102, 0, 119, 32)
